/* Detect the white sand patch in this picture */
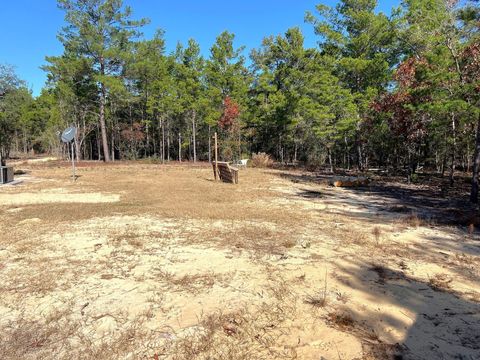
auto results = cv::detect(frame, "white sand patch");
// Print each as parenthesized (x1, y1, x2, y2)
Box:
(17, 218, 41, 225)
(6, 207, 23, 213)
(0, 192, 120, 206)
(9, 157, 58, 165)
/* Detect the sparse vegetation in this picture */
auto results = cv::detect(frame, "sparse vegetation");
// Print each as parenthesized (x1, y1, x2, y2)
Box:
(250, 153, 274, 168)
(1, 162, 479, 359)
(305, 291, 328, 308)
(428, 273, 453, 292)
(372, 226, 382, 246)
(402, 212, 427, 228)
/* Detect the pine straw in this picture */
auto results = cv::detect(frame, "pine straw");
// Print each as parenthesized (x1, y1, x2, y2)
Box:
(0, 278, 299, 360)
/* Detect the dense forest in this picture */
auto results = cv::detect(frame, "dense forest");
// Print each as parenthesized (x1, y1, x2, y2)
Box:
(1, 0, 480, 199)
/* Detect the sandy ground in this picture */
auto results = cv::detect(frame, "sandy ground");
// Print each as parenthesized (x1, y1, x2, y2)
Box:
(0, 161, 479, 360)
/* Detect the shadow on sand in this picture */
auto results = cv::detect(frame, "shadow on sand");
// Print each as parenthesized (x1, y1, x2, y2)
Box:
(274, 171, 480, 359)
(334, 258, 480, 359)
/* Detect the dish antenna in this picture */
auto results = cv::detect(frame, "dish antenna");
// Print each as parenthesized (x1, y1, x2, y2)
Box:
(61, 127, 77, 181)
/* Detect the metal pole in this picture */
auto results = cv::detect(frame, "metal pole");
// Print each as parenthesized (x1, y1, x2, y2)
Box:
(71, 141, 76, 182)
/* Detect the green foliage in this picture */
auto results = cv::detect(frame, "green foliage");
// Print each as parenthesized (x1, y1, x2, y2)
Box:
(0, 65, 35, 157)
(3, 0, 480, 192)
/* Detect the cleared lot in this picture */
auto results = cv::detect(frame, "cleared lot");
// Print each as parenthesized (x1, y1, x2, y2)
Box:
(0, 161, 479, 359)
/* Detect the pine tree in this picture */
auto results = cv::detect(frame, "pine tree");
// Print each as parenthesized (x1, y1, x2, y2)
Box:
(57, 0, 149, 161)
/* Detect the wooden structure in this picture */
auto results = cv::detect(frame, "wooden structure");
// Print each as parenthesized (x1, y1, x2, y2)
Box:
(212, 161, 239, 184)
(212, 132, 239, 184)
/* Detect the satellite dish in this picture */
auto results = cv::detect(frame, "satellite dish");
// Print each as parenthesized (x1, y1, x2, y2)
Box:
(61, 127, 78, 182)
(61, 127, 77, 143)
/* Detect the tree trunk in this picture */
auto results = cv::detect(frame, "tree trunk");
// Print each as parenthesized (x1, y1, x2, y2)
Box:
(328, 148, 334, 173)
(441, 130, 448, 177)
(192, 110, 197, 163)
(208, 125, 212, 163)
(167, 119, 170, 161)
(237, 128, 241, 160)
(357, 143, 363, 171)
(178, 133, 181, 162)
(96, 128, 101, 161)
(99, 59, 110, 162)
(89, 139, 93, 161)
(162, 118, 165, 164)
(23, 128, 27, 154)
(111, 122, 115, 162)
(450, 113, 456, 187)
(74, 135, 81, 162)
(467, 141, 471, 173)
(470, 113, 480, 203)
(14, 130, 19, 154)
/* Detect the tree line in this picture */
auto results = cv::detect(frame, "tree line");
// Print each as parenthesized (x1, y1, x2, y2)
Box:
(1, 0, 480, 200)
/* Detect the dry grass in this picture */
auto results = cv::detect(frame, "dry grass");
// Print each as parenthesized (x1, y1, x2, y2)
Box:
(3, 162, 294, 225)
(155, 275, 299, 360)
(428, 273, 453, 292)
(251, 153, 274, 168)
(305, 268, 329, 308)
(1, 161, 479, 360)
(372, 226, 382, 246)
(0, 316, 77, 359)
(164, 306, 297, 360)
(401, 212, 428, 228)
(326, 311, 355, 330)
(195, 225, 298, 259)
(387, 205, 410, 213)
(161, 271, 219, 294)
(109, 229, 144, 248)
(304, 291, 328, 308)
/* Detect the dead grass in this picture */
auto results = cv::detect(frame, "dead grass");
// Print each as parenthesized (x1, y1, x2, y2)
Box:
(251, 153, 274, 168)
(401, 212, 428, 228)
(1, 161, 479, 359)
(304, 291, 328, 308)
(428, 273, 453, 292)
(326, 311, 355, 331)
(158, 275, 299, 360)
(197, 225, 298, 259)
(164, 306, 297, 360)
(0, 262, 60, 295)
(325, 309, 405, 360)
(387, 205, 410, 213)
(109, 229, 143, 248)
(168, 273, 218, 294)
(151, 267, 228, 294)
(372, 226, 382, 246)
(305, 267, 329, 308)
(0, 316, 77, 359)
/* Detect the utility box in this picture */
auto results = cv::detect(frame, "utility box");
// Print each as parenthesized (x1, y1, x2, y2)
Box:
(0, 166, 14, 184)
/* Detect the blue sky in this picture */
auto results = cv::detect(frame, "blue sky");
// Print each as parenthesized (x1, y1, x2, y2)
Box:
(0, 1, 399, 96)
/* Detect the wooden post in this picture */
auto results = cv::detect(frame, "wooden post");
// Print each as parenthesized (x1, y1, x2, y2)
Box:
(214, 132, 218, 181)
